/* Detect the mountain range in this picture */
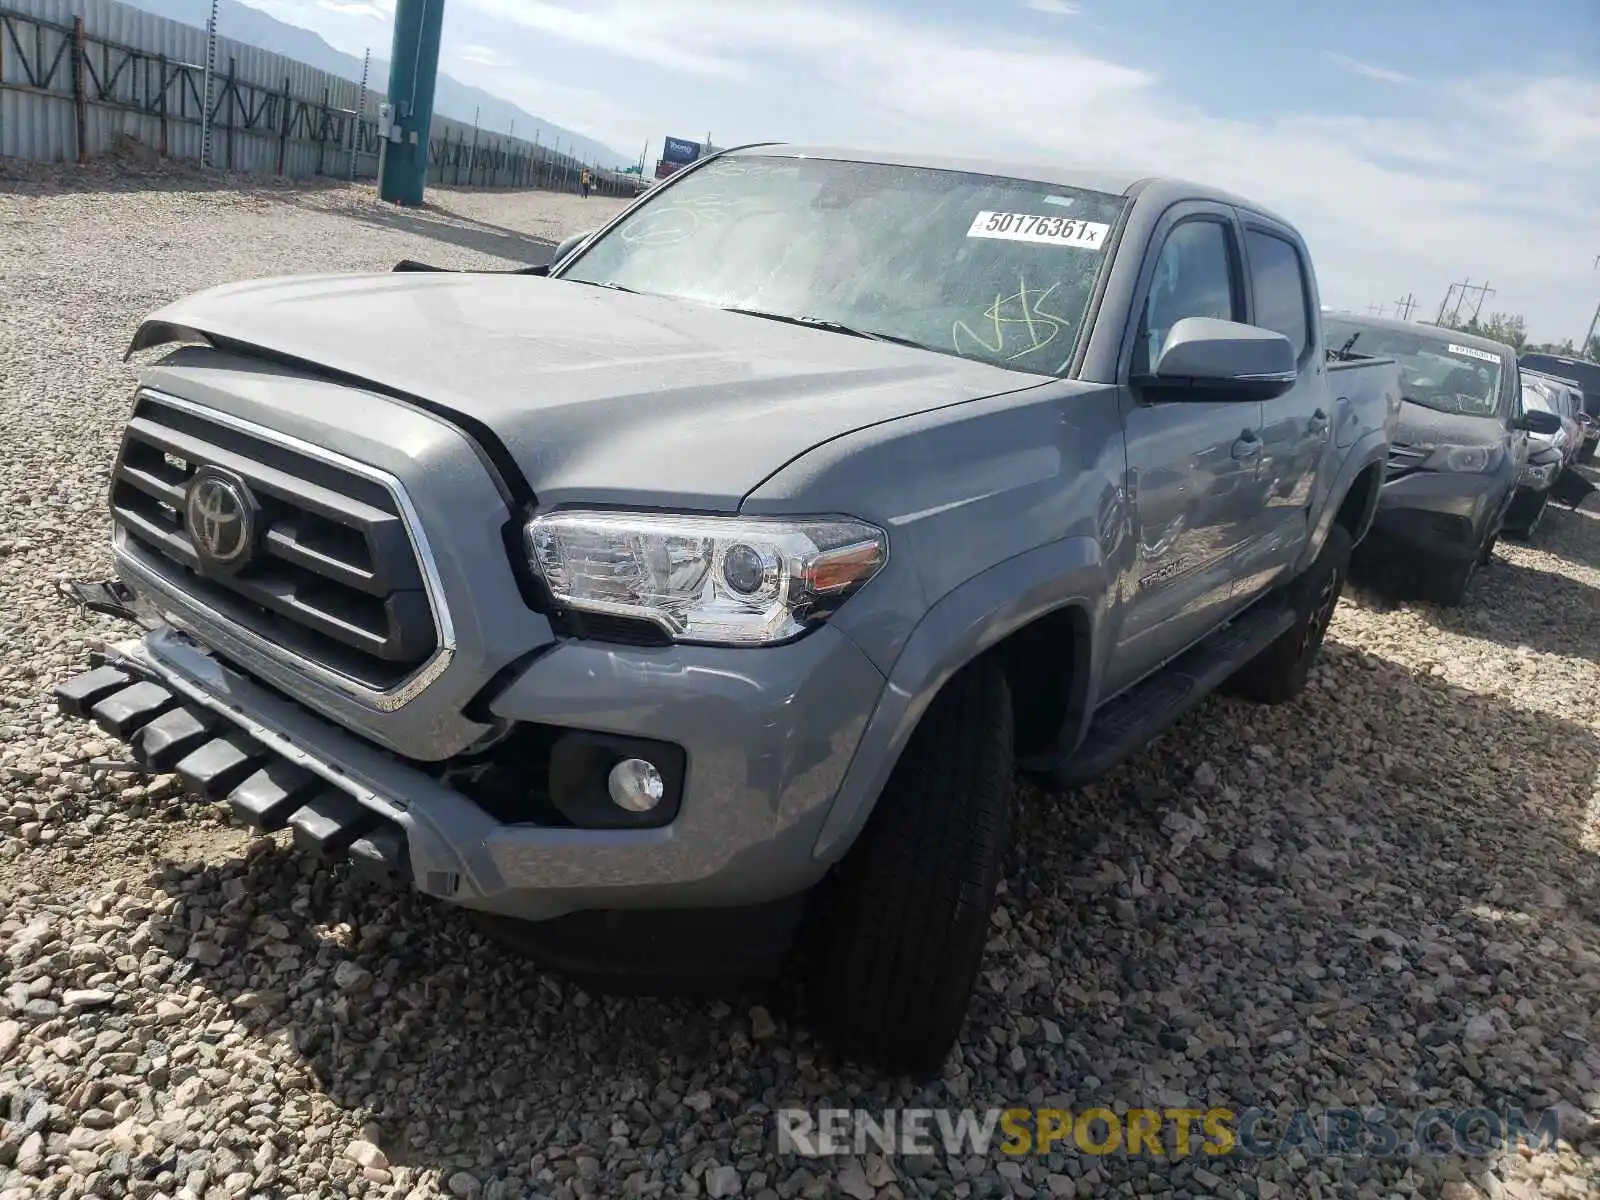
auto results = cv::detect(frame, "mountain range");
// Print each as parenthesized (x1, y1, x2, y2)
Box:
(122, 0, 631, 168)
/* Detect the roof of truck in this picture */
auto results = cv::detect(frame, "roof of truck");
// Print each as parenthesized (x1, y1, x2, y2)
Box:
(1322, 311, 1518, 360)
(724, 143, 1296, 227)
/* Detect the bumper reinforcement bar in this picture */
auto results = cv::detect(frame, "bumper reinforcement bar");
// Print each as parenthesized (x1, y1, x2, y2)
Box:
(53, 664, 411, 887)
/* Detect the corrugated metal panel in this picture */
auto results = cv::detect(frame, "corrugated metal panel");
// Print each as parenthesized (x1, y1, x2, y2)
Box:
(1, 0, 626, 190)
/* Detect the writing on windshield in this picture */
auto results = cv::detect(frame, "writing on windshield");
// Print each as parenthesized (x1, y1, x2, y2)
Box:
(560, 156, 1127, 377)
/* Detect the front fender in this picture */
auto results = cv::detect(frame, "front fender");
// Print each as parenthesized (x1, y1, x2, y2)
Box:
(812, 535, 1109, 862)
(1296, 429, 1388, 573)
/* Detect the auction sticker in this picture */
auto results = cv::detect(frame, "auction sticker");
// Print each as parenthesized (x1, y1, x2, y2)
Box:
(1447, 343, 1499, 364)
(967, 211, 1109, 248)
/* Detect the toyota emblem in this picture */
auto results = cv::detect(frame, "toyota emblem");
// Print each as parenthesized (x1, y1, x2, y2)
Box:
(184, 469, 256, 570)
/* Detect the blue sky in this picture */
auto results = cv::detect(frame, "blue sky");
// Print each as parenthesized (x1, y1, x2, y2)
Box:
(248, 0, 1599, 341)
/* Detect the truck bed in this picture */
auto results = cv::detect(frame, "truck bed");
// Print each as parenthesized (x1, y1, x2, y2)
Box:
(1327, 354, 1403, 448)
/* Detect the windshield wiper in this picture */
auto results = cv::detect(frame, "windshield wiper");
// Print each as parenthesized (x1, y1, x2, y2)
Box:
(720, 307, 936, 352)
(1328, 331, 1362, 361)
(567, 278, 640, 294)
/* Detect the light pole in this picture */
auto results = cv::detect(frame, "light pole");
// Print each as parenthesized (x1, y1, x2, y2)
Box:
(378, 0, 446, 205)
(1585, 256, 1600, 358)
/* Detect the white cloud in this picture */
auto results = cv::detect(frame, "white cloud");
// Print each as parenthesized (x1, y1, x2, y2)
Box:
(454, 43, 512, 68)
(464, 0, 754, 80)
(418, 0, 1600, 337)
(1325, 52, 1415, 86)
(315, 0, 391, 18)
(438, 47, 643, 150)
(1024, 0, 1081, 15)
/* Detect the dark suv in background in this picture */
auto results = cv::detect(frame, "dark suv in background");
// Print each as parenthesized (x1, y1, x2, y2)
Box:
(1325, 314, 1561, 604)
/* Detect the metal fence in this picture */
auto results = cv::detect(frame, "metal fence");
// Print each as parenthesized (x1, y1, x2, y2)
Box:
(0, 0, 636, 195)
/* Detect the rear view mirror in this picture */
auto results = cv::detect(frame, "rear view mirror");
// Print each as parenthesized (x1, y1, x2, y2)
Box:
(551, 229, 596, 271)
(1137, 317, 1298, 402)
(1514, 410, 1564, 435)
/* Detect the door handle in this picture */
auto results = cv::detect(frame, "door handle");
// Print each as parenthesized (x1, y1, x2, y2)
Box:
(1231, 432, 1262, 460)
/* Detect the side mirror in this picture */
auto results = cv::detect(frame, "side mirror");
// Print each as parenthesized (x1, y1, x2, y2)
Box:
(550, 229, 596, 271)
(1513, 410, 1564, 436)
(1136, 317, 1299, 402)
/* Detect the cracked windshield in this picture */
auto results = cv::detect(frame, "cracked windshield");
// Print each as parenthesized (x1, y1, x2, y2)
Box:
(561, 155, 1127, 375)
(1325, 317, 1505, 417)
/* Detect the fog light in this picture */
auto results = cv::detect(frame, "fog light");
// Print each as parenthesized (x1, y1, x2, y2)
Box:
(607, 758, 664, 812)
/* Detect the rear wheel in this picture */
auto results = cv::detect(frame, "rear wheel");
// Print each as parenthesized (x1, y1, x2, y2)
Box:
(805, 660, 1013, 1074)
(1226, 523, 1352, 705)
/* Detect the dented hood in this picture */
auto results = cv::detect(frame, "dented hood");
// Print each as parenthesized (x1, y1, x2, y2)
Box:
(131, 272, 1051, 509)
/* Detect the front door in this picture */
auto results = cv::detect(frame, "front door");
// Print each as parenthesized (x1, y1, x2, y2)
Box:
(1104, 206, 1264, 698)
(1235, 221, 1324, 602)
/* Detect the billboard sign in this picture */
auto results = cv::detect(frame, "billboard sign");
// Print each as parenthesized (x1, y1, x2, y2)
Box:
(662, 136, 702, 165)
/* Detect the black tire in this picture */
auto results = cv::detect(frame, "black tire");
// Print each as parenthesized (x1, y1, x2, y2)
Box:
(1478, 530, 1499, 566)
(1428, 552, 1479, 607)
(805, 659, 1013, 1074)
(1506, 493, 1548, 541)
(1225, 523, 1352, 705)
(1526, 494, 1549, 538)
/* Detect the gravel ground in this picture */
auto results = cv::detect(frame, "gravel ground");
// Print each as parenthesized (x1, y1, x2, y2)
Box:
(1, 156, 1598, 1200)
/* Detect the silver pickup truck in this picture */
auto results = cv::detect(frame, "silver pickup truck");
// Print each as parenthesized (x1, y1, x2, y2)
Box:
(56, 146, 1399, 1072)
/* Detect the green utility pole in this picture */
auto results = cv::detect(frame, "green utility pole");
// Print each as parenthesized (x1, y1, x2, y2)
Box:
(378, 0, 445, 205)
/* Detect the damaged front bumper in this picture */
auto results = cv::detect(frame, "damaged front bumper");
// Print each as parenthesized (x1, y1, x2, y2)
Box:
(58, 631, 443, 893)
(54, 609, 887, 924)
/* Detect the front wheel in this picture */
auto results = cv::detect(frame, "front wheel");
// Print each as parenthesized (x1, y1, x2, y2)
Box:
(805, 660, 1013, 1074)
(1429, 551, 1480, 606)
(1510, 492, 1548, 540)
(1225, 523, 1352, 705)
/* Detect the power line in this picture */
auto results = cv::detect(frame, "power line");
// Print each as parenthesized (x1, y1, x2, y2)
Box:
(1435, 279, 1494, 327)
(1435, 284, 1457, 325)
(1393, 293, 1418, 322)
(1585, 257, 1600, 356)
(1469, 279, 1494, 323)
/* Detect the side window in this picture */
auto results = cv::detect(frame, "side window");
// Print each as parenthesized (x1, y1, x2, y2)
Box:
(1133, 218, 1240, 376)
(1244, 229, 1311, 362)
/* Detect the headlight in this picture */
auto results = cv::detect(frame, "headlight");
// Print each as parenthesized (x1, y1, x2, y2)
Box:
(1420, 444, 1499, 474)
(526, 512, 888, 646)
(1520, 461, 1558, 488)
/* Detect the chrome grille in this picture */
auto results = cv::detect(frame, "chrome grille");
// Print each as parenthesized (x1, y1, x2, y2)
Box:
(110, 392, 443, 696)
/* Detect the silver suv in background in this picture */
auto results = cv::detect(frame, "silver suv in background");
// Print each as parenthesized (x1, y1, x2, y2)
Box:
(1520, 370, 1584, 469)
(1520, 353, 1600, 463)
(1505, 375, 1574, 538)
